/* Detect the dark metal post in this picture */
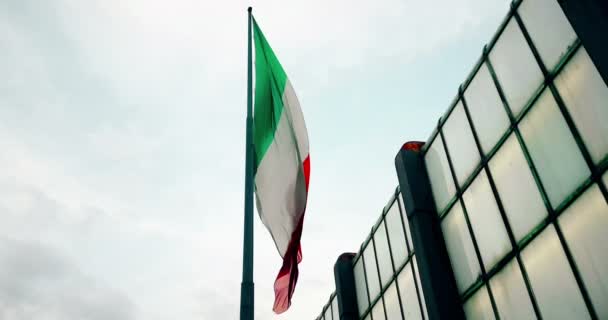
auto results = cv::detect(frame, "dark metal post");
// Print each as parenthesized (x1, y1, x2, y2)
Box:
(559, 0, 608, 84)
(240, 6, 254, 320)
(395, 142, 464, 320)
(334, 253, 358, 320)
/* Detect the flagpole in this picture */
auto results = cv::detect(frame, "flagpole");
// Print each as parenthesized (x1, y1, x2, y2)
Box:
(240, 6, 255, 320)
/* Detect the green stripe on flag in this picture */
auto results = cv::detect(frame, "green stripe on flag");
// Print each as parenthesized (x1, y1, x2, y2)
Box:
(252, 18, 288, 171)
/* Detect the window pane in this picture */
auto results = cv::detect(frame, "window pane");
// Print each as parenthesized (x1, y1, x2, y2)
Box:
(397, 263, 423, 320)
(386, 200, 409, 269)
(490, 259, 536, 319)
(384, 280, 402, 320)
(354, 258, 369, 315)
(412, 257, 428, 320)
(324, 304, 332, 320)
(559, 185, 608, 317)
(490, 19, 544, 116)
(397, 195, 413, 251)
(371, 299, 386, 320)
(489, 133, 547, 241)
(522, 225, 590, 319)
(555, 47, 608, 164)
(464, 63, 510, 154)
(441, 202, 481, 293)
(464, 286, 495, 320)
(519, 89, 590, 208)
(518, 0, 577, 70)
(425, 135, 456, 213)
(364, 242, 381, 301)
(442, 102, 481, 186)
(332, 295, 339, 320)
(374, 222, 394, 288)
(463, 170, 512, 270)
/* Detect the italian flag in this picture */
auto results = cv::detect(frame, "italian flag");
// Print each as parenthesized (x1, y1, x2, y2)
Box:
(252, 19, 310, 314)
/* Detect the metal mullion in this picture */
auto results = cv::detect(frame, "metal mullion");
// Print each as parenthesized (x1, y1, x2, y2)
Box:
(459, 86, 543, 319)
(410, 257, 428, 320)
(371, 233, 388, 320)
(437, 124, 498, 316)
(395, 190, 412, 254)
(438, 195, 459, 220)
(360, 247, 373, 319)
(514, 10, 599, 319)
(382, 210, 406, 320)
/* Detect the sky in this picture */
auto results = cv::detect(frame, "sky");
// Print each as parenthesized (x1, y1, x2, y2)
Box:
(0, 0, 510, 319)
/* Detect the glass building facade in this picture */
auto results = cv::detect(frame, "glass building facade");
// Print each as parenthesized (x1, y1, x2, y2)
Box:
(316, 0, 607, 318)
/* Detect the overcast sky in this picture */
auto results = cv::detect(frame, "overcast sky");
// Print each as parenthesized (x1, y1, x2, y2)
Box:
(0, 0, 510, 319)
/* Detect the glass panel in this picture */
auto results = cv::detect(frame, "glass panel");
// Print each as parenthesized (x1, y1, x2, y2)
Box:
(397, 195, 413, 251)
(489, 133, 547, 241)
(371, 299, 386, 320)
(490, 258, 536, 319)
(397, 262, 423, 320)
(425, 135, 456, 213)
(324, 304, 332, 320)
(519, 89, 590, 208)
(364, 315, 371, 320)
(332, 295, 339, 320)
(464, 63, 510, 154)
(354, 258, 369, 315)
(441, 202, 481, 293)
(490, 19, 544, 116)
(555, 47, 608, 164)
(522, 225, 590, 319)
(374, 222, 394, 288)
(463, 286, 495, 320)
(463, 170, 512, 270)
(518, 0, 577, 70)
(442, 102, 481, 186)
(384, 280, 402, 320)
(364, 242, 381, 301)
(386, 199, 409, 269)
(412, 257, 428, 320)
(559, 185, 608, 318)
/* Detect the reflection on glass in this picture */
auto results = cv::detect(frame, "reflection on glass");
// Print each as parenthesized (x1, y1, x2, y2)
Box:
(490, 259, 536, 319)
(489, 134, 547, 241)
(441, 202, 481, 293)
(519, 89, 590, 208)
(559, 185, 608, 318)
(372, 298, 386, 320)
(397, 195, 413, 251)
(463, 170, 512, 270)
(384, 280, 402, 320)
(386, 199, 409, 269)
(412, 257, 429, 320)
(518, 0, 577, 70)
(397, 262, 423, 320)
(364, 242, 381, 301)
(555, 47, 608, 164)
(464, 63, 510, 154)
(332, 295, 339, 320)
(354, 258, 369, 315)
(522, 225, 590, 319)
(442, 102, 481, 186)
(324, 303, 332, 320)
(374, 222, 394, 288)
(425, 135, 456, 213)
(490, 19, 544, 116)
(463, 286, 495, 320)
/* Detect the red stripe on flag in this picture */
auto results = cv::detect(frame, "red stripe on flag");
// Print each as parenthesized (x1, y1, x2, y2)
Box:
(272, 154, 310, 314)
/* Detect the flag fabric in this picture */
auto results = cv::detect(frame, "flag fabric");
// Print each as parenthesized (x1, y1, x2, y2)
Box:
(252, 18, 310, 314)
